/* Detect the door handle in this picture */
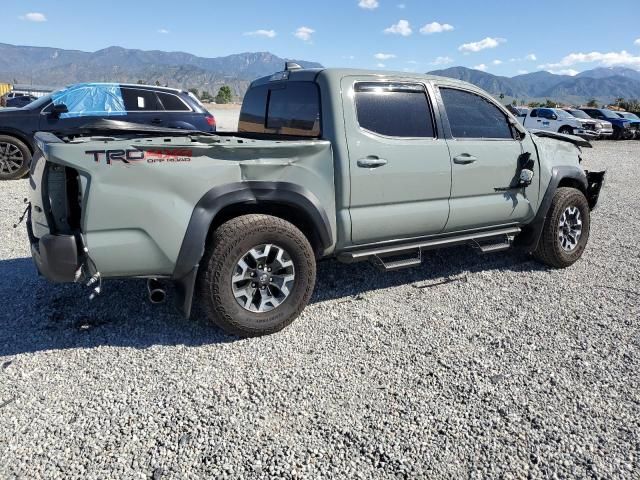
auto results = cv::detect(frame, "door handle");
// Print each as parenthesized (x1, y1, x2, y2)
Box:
(357, 156, 388, 168)
(453, 154, 477, 165)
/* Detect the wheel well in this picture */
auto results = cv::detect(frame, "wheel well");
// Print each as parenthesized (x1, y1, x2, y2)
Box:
(0, 131, 34, 153)
(558, 125, 573, 132)
(208, 202, 323, 256)
(558, 177, 586, 195)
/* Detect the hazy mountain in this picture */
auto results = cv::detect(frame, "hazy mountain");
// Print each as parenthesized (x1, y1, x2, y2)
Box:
(428, 66, 640, 103)
(0, 43, 323, 98)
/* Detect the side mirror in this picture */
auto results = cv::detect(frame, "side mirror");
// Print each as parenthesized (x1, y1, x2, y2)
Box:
(551, 114, 558, 120)
(49, 103, 69, 117)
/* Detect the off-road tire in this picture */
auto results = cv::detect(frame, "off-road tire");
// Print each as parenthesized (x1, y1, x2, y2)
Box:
(0, 135, 31, 180)
(197, 214, 316, 337)
(534, 187, 590, 268)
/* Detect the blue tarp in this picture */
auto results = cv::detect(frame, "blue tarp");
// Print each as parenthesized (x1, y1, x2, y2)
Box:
(51, 83, 126, 118)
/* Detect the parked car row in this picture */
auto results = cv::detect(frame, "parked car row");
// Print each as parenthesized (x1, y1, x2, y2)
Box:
(509, 105, 640, 140)
(0, 82, 216, 180)
(0, 92, 38, 108)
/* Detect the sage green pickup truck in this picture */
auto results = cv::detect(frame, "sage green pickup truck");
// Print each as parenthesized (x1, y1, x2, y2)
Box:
(28, 66, 605, 336)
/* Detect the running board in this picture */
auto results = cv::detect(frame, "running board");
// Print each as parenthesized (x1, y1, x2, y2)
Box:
(339, 227, 521, 267)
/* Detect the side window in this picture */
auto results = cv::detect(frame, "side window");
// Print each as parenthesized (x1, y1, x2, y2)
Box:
(121, 88, 161, 111)
(266, 83, 321, 136)
(157, 92, 191, 111)
(440, 88, 513, 139)
(354, 83, 435, 138)
(530, 109, 538, 118)
(48, 84, 126, 118)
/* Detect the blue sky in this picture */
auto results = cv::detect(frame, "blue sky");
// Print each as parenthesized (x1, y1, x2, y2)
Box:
(3, 0, 640, 76)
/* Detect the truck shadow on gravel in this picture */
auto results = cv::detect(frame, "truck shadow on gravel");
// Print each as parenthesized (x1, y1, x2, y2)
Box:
(0, 247, 547, 356)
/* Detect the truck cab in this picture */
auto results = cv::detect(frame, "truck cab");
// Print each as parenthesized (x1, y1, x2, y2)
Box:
(523, 108, 597, 139)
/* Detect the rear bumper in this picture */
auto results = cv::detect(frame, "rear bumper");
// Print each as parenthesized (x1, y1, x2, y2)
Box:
(27, 209, 80, 283)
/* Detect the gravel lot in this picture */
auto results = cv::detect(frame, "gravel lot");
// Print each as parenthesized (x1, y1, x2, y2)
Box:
(1, 141, 638, 479)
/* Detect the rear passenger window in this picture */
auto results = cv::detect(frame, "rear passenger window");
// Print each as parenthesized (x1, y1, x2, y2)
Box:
(440, 88, 513, 139)
(239, 82, 321, 137)
(121, 88, 161, 111)
(157, 92, 191, 111)
(355, 83, 435, 138)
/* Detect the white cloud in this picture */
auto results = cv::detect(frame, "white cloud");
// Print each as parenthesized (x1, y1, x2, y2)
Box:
(548, 69, 580, 76)
(19, 12, 46, 22)
(376, 63, 386, 68)
(492, 59, 503, 65)
(384, 20, 412, 36)
(420, 22, 454, 34)
(431, 56, 454, 66)
(158, 29, 170, 34)
(525, 53, 537, 61)
(540, 50, 640, 69)
(517, 70, 529, 74)
(374, 53, 396, 60)
(458, 37, 506, 53)
(635, 38, 640, 46)
(397, 3, 406, 8)
(244, 29, 277, 38)
(294, 26, 315, 42)
(474, 64, 488, 71)
(358, 0, 379, 9)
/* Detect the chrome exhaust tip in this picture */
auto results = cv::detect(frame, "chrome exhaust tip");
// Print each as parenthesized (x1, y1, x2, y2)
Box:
(147, 278, 166, 304)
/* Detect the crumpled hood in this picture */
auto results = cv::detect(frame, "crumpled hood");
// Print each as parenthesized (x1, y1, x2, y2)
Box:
(529, 129, 592, 148)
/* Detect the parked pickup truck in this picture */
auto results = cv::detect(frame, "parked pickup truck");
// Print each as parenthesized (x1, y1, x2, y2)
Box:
(522, 108, 601, 139)
(28, 66, 605, 337)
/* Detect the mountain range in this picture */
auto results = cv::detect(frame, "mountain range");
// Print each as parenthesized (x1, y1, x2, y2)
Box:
(0, 43, 322, 98)
(427, 66, 640, 104)
(1, 42, 639, 103)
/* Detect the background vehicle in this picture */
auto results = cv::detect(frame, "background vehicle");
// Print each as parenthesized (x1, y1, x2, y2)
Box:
(579, 108, 636, 140)
(28, 67, 605, 337)
(615, 112, 640, 139)
(6, 94, 37, 108)
(563, 108, 613, 139)
(0, 82, 216, 180)
(522, 108, 598, 139)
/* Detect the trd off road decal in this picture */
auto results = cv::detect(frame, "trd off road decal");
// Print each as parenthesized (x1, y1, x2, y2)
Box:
(85, 149, 192, 165)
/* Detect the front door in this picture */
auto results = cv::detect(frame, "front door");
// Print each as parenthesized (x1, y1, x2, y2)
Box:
(437, 86, 537, 232)
(343, 78, 452, 244)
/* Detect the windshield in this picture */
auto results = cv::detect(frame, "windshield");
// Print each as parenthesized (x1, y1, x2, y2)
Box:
(601, 109, 620, 118)
(567, 109, 590, 119)
(25, 92, 55, 110)
(553, 109, 574, 119)
(621, 112, 640, 120)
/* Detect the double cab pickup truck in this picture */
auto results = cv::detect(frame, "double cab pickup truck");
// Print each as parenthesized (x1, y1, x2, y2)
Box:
(28, 65, 605, 337)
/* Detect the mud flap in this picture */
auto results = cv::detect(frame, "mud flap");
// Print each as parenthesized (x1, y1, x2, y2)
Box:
(585, 170, 606, 209)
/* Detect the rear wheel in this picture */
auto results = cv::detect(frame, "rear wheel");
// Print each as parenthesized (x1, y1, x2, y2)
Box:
(534, 187, 590, 268)
(197, 214, 316, 337)
(0, 135, 31, 180)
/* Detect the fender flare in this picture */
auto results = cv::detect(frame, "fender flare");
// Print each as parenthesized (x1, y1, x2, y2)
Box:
(0, 128, 35, 152)
(172, 181, 333, 318)
(515, 166, 588, 253)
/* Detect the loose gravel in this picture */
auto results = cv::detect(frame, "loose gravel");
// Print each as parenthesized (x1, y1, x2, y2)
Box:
(0, 141, 638, 479)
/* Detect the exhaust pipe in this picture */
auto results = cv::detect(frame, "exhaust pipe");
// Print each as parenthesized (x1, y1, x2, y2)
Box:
(147, 278, 166, 304)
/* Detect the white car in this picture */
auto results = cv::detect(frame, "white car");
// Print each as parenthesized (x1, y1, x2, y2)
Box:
(564, 108, 614, 139)
(523, 108, 604, 139)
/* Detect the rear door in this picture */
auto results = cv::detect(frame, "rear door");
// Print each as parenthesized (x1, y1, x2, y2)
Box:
(436, 86, 535, 232)
(343, 78, 452, 244)
(120, 87, 165, 127)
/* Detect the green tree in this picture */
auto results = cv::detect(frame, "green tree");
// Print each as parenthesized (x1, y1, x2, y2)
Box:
(155, 80, 161, 86)
(528, 101, 541, 108)
(511, 99, 517, 106)
(200, 90, 212, 102)
(586, 98, 598, 108)
(215, 86, 233, 104)
(499, 93, 505, 100)
(544, 99, 556, 108)
(137, 80, 145, 85)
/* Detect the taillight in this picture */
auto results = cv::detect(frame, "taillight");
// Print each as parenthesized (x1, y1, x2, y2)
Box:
(206, 115, 216, 128)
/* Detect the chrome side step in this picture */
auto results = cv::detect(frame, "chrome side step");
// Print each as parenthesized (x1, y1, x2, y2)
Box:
(339, 227, 521, 268)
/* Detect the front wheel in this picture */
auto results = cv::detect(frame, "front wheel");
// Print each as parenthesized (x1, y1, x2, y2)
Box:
(534, 187, 591, 268)
(0, 135, 31, 180)
(558, 126, 573, 135)
(197, 214, 317, 337)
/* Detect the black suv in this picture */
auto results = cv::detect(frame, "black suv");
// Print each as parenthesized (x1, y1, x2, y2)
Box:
(0, 83, 216, 180)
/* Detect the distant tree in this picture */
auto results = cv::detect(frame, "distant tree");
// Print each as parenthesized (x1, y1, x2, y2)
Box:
(614, 97, 625, 107)
(586, 98, 598, 107)
(155, 80, 161, 86)
(528, 101, 541, 108)
(511, 99, 517, 106)
(200, 90, 212, 102)
(544, 99, 556, 108)
(215, 86, 233, 104)
(137, 80, 145, 85)
(188, 88, 200, 99)
(499, 93, 505, 100)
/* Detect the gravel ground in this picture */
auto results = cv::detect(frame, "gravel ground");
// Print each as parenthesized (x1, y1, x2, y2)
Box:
(0, 141, 638, 479)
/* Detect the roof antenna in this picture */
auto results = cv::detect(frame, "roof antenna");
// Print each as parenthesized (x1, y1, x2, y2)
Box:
(285, 62, 302, 71)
